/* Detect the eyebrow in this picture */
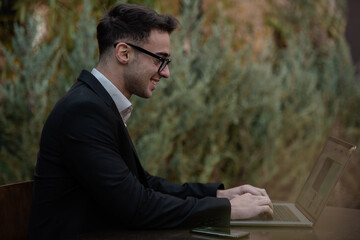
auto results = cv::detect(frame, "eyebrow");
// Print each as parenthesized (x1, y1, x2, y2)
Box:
(156, 52, 171, 58)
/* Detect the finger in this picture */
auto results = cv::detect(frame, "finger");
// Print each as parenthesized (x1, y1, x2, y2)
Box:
(242, 185, 268, 197)
(248, 187, 267, 197)
(258, 205, 274, 218)
(254, 187, 268, 197)
(255, 196, 274, 210)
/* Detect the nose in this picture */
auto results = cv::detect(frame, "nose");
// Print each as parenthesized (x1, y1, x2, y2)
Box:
(159, 65, 170, 78)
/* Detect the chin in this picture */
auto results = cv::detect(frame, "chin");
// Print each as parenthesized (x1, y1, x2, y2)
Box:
(141, 92, 153, 99)
(146, 90, 155, 98)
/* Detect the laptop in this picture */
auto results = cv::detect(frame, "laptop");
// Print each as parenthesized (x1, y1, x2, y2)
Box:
(230, 136, 356, 227)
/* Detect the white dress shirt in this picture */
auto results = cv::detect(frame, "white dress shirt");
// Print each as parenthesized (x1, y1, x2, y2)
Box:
(91, 68, 133, 124)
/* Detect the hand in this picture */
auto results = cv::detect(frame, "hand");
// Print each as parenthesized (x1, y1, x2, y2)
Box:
(229, 193, 274, 220)
(217, 184, 269, 200)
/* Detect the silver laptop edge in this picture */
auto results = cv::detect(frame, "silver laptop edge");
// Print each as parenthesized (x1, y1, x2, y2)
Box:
(230, 136, 356, 227)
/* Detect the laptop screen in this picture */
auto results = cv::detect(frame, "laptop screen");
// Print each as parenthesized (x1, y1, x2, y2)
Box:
(296, 137, 356, 222)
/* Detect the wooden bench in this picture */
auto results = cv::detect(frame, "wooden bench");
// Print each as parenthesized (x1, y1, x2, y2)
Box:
(0, 180, 34, 239)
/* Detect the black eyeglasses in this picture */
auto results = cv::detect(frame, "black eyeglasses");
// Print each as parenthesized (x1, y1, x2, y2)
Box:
(113, 42, 171, 73)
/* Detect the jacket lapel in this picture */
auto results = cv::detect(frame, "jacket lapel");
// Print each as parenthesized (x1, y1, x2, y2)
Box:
(77, 70, 120, 118)
(122, 127, 149, 188)
(77, 70, 148, 187)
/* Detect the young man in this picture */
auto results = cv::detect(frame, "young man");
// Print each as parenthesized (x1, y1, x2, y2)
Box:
(29, 3, 273, 239)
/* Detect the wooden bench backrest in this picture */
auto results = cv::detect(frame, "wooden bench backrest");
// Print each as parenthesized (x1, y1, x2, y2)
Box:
(0, 180, 34, 239)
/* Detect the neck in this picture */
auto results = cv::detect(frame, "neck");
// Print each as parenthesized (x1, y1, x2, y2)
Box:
(96, 61, 130, 99)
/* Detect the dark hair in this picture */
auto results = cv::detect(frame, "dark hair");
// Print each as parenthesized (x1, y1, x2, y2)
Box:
(97, 3, 179, 57)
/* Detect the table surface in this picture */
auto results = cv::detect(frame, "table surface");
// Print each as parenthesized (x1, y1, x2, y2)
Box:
(73, 206, 360, 240)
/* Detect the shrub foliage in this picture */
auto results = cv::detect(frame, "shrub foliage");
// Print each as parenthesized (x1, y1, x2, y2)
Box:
(0, 0, 359, 205)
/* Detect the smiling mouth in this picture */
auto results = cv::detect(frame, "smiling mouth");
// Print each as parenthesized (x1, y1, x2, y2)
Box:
(151, 79, 160, 86)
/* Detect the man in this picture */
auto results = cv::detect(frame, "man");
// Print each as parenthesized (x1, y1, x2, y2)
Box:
(29, 3, 273, 239)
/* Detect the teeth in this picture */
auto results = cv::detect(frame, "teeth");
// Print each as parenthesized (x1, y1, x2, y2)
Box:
(151, 80, 156, 85)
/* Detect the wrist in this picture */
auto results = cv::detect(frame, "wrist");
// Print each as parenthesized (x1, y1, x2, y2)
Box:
(217, 189, 226, 198)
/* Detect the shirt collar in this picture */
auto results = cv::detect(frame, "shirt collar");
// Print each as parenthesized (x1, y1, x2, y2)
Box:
(91, 68, 133, 123)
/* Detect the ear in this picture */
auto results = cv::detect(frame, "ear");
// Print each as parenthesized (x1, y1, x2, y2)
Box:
(115, 43, 130, 64)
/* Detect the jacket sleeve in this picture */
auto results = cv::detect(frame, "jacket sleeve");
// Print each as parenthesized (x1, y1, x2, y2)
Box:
(61, 99, 231, 229)
(145, 171, 225, 199)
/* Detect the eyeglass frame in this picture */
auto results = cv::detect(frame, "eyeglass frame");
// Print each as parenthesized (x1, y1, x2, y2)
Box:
(113, 42, 171, 73)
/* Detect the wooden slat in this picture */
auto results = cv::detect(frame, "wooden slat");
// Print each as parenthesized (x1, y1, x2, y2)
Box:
(0, 180, 34, 239)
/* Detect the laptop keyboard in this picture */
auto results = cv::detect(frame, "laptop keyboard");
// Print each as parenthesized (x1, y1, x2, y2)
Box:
(273, 205, 300, 222)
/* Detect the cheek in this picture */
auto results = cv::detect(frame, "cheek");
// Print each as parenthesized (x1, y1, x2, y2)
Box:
(129, 59, 158, 84)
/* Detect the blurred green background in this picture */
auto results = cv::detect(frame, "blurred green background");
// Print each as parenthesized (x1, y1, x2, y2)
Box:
(1, 0, 359, 208)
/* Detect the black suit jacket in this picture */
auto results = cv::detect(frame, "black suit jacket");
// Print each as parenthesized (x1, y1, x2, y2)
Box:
(28, 70, 230, 239)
